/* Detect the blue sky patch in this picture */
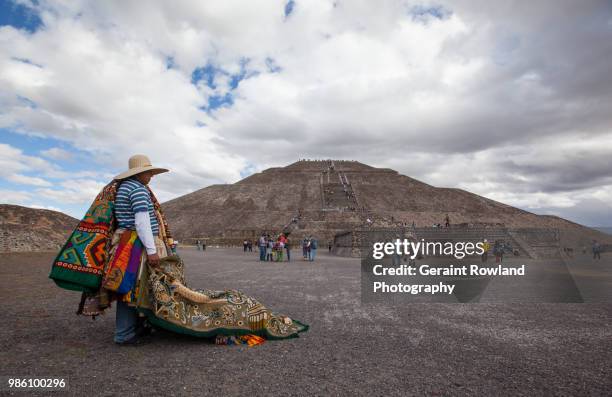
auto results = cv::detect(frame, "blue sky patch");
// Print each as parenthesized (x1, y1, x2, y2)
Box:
(265, 57, 282, 73)
(284, 0, 295, 18)
(239, 162, 257, 179)
(1, 128, 65, 156)
(229, 58, 258, 89)
(17, 95, 37, 109)
(165, 56, 176, 70)
(192, 63, 218, 88)
(192, 58, 262, 112)
(0, 128, 111, 174)
(192, 62, 253, 90)
(203, 93, 234, 111)
(0, 0, 43, 32)
(11, 57, 43, 67)
(409, 4, 452, 23)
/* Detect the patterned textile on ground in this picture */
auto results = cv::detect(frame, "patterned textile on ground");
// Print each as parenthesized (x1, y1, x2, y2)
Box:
(142, 255, 309, 340)
(49, 180, 173, 293)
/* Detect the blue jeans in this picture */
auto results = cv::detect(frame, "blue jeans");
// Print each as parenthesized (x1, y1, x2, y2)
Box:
(259, 245, 266, 261)
(115, 300, 138, 343)
(286, 249, 291, 261)
(309, 249, 317, 261)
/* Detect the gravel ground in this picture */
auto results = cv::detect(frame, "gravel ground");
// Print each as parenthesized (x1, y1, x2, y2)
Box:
(1, 248, 611, 396)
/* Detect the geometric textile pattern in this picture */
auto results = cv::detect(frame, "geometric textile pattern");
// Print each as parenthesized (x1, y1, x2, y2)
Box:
(49, 182, 119, 290)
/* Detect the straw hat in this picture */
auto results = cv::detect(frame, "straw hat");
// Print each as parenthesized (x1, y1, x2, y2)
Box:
(114, 154, 169, 180)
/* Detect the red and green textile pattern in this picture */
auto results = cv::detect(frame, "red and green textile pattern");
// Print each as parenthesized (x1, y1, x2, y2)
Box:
(102, 230, 143, 294)
(49, 182, 118, 292)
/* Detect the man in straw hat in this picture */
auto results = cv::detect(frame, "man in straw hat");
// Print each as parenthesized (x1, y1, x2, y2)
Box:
(50, 155, 309, 345)
(110, 154, 173, 345)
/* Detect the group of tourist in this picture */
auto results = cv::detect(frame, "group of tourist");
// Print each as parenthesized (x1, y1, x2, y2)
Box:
(480, 239, 518, 262)
(258, 233, 291, 262)
(301, 236, 319, 261)
(481, 240, 518, 262)
(195, 239, 206, 251)
(255, 233, 319, 262)
(243, 240, 254, 252)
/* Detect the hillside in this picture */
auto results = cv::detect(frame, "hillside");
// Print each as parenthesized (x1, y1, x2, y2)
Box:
(0, 204, 77, 252)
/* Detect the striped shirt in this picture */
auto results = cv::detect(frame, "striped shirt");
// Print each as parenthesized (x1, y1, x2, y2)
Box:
(114, 178, 159, 235)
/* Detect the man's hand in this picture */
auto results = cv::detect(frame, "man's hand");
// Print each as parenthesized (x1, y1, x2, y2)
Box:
(147, 253, 160, 267)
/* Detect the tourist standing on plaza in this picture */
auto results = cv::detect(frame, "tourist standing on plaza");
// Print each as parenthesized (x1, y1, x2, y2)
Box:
(309, 236, 318, 261)
(266, 237, 274, 261)
(196, 239, 201, 251)
(302, 237, 309, 259)
(276, 238, 284, 261)
(482, 239, 490, 262)
(258, 233, 267, 261)
(592, 240, 602, 260)
(494, 240, 503, 262)
(285, 237, 291, 261)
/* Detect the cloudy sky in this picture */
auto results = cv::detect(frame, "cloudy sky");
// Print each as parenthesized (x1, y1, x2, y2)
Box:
(1, 0, 611, 225)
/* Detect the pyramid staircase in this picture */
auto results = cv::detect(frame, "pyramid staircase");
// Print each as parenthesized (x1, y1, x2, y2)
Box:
(320, 161, 360, 211)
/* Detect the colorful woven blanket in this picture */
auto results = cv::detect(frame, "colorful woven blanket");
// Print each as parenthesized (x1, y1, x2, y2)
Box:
(49, 180, 172, 292)
(49, 182, 118, 292)
(102, 230, 143, 294)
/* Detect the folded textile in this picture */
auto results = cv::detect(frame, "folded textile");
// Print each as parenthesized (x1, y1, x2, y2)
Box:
(49, 182, 118, 292)
(102, 230, 143, 294)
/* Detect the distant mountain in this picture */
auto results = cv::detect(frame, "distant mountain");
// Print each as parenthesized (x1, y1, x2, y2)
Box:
(593, 227, 612, 236)
(0, 204, 77, 252)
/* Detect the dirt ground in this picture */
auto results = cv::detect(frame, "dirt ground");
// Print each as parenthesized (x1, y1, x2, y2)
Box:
(1, 248, 611, 396)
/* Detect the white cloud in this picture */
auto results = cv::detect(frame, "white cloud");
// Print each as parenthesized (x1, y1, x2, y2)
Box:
(6, 173, 52, 186)
(40, 147, 72, 160)
(29, 203, 63, 212)
(0, 143, 58, 185)
(0, 188, 32, 204)
(0, 1, 611, 225)
(35, 179, 106, 204)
